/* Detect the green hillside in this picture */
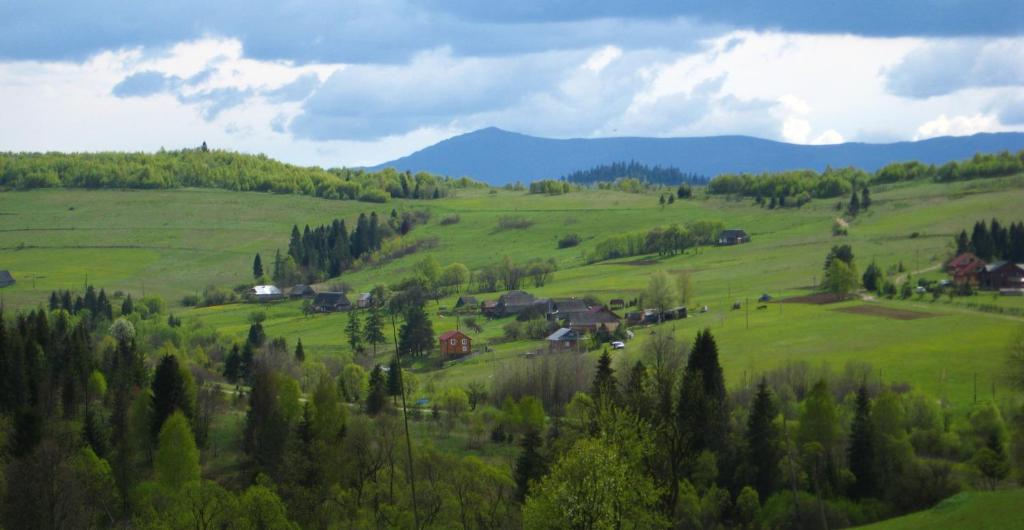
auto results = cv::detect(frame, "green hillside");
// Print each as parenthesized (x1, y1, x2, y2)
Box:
(3, 175, 1023, 410)
(855, 490, 1024, 530)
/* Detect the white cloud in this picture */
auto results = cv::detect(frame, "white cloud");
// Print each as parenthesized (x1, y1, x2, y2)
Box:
(582, 45, 623, 73)
(812, 129, 845, 144)
(913, 113, 1004, 140)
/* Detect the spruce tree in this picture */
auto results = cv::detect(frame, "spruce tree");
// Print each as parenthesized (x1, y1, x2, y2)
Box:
(364, 303, 386, 355)
(247, 321, 266, 347)
(150, 354, 189, 442)
(848, 385, 876, 499)
(365, 365, 388, 415)
(746, 378, 781, 499)
(686, 329, 725, 402)
(386, 356, 402, 404)
(514, 430, 545, 501)
(991, 218, 1008, 258)
(223, 344, 242, 383)
(399, 302, 435, 357)
(345, 310, 363, 354)
(1010, 222, 1024, 262)
(956, 230, 971, 254)
(971, 220, 994, 260)
(294, 338, 305, 363)
(121, 294, 134, 316)
(861, 186, 871, 210)
(623, 360, 650, 418)
(97, 289, 113, 321)
(591, 349, 619, 405)
(848, 187, 860, 216)
(48, 291, 59, 311)
(253, 253, 264, 280)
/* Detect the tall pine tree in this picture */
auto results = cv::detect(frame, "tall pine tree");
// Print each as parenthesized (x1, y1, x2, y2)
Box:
(746, 378, 781, 499)
(345, 310, 363, 354)
(364, 303, 386, 355)
(253, 253, 264, 280)
(591, 349, 619, 405)
(294, 338, 305, 363)
(848, 385, 876, 499)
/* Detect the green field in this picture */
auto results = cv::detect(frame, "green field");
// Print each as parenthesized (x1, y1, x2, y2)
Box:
(854, 489, 1024, 530)
(2, 177, 1024, 412)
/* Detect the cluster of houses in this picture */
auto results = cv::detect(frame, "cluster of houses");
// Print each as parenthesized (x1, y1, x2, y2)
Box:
(247, 284, 376, 311)
(947, 252, 1024, 294)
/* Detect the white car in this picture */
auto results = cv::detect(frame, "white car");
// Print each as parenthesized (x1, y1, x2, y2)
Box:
(611, 341, 625, 350)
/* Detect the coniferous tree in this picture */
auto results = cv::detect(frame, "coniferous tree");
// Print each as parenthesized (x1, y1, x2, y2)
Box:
(253, 253, 264, 280)
(244, 368, 289, 474)
(48, 291, 60, 311)
(288, 225, 302, 263)
(514, 430, 546, 501)
(240, 342, 255, 383)
(862, 261, 883, 292)
(686, 329, 726, 402)
(97, 289, 113, 321)
(386, 356, 402, 404)
(1010, 222, 1024, 262)
(399, 302, 435, 357)
(848, 187, 860, 216)
(294, 338, 305, 363)
(971, 220, 994, 260)
(591, 349, 619, 405)
(365, 364, 387, 415)
(991, 218, 1008, 259)
(848, 385, 876, 499)
(956, 229, 971, 255)
(345, 310, 363, 354)
(364, 303, 386, 355)
(247, 321, 266, 347)
(861, 186, 871, 210)
(120, 294, 134, 316)
(746, 378, 781, 499)
(223, 344, 242, 383)
(623, 360, 650, 419)
(150, 354, 190, 442)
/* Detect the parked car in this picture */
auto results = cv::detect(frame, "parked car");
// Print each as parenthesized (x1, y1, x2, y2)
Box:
(611, 341, 625, 350)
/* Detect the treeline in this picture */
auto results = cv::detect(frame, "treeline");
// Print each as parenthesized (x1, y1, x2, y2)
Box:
(875, 150, 1024, 183)
(587, 220, 726, 263)
(270, 209, 429, 285)
(564, 161, 709, 186)
(473, 256, 558, 292)
(0, 149, 484, 202)
(528, 180, 574, 195)
(708, 166, 866, 206)
(708, 150, 1024, 205)
(955, 218, 1024, 262)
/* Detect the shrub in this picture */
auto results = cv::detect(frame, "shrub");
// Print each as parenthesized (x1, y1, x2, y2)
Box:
(440, 213, 461, 225)
(181, 294, 200, 307)
(557, 233, 581, 248)
(497, 215, 533, 230)
(358, 189, 390, 203)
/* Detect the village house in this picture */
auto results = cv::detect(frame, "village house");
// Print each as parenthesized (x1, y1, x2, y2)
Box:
(439, 330, 472, 358)
(288, 284, 315, 299)
(481, 300, 500, 317)
(947, 252, 985, 285)
(547, 298, 589, 318)
(563, 306, 622, 333)
(0, 270, 15, 288)
(494, 290, 536, 317)
(979, 261, 1024, 291)
(718, 229, 750, 245)
(249, 285, 283, 302)
(454, 296, 478, 310)
(312, 291, 352, 312)
(546, 327, 582, 353)
(357, 292, 373, 308)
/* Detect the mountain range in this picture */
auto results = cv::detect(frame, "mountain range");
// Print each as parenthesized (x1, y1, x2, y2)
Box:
(373, 127, 1024, 185)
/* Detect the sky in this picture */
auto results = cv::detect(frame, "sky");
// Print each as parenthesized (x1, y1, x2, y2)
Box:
(1, 1, 1022, 167)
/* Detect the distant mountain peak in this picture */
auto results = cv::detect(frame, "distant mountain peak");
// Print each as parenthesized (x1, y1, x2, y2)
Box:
(373, 129, 1024, 185)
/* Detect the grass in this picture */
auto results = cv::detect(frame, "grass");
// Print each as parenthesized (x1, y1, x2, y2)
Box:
(853, 489, 1024, 530)
(2, 176, 1024, 413)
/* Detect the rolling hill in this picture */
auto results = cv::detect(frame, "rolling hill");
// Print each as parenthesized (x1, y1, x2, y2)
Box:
(374, 127, 1024, 185)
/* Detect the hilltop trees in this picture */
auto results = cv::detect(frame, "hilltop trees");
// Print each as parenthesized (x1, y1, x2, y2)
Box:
(959, 218, 1024, 261)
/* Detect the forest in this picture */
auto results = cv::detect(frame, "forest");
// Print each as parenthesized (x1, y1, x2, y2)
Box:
(2, 275, 1022, 529)
(563, 161, 709, 187)
(0, 148, 483, 202)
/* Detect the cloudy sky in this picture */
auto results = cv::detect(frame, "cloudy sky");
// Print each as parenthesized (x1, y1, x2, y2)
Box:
(2, 1, 1022, 167)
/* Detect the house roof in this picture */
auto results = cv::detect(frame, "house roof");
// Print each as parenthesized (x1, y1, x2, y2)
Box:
(720, 229, 748, 238)
(456, 296, 478, 305)
(313, 292, 350, 305)
(251, 285, 282, 296)
(358, 292, 372, 301)
(985, 260, 1010, 272)
(290, 284, 314, 294)
(567, 306, 622, 326)
(439, 330, 470, 341)
(0, 270, 14, 283)
(546, 328, 579, 341)
(499, 290, 536, 307)
(551, 298, 589, 313)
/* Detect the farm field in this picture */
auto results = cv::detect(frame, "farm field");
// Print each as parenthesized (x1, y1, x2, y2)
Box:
(2, 176, 1023, 413)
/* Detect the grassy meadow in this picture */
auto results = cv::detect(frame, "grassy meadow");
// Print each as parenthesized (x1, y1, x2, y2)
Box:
(2, 175, 1024, 413)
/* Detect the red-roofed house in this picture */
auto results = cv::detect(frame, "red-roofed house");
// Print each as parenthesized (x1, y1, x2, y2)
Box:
(439, 330, 472, 358)
(947, 252, 985, 285)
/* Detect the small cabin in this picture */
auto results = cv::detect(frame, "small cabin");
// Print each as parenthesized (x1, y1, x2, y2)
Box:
(439, 330, 472, 358)
(288, 284, 315, 299)
(357, 292, 373, 308)
(249, 285, 283, 302)
(718, 229, 750, 245)
(312, 292, 352, 312)
(546, 327, 582, 353)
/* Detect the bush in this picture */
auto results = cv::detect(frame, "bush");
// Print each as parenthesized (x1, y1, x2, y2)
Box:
(440, 214, 461, 225)
(201, 285, 236, 307)
(358, 189, 390, 203)
(557, 233, 581, 249)
(497, 215, 533, 230)
(181, 294, 200, 307)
